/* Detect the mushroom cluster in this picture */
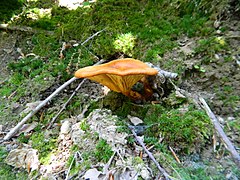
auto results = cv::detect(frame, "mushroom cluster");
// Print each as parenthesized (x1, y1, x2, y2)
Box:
(74, 58, 158, 100)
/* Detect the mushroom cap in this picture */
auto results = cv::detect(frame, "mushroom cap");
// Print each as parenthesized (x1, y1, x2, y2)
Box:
(74, 58, 158, 96)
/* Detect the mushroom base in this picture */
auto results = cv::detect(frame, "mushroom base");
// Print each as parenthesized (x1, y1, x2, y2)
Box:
(128, 76, 156, 102)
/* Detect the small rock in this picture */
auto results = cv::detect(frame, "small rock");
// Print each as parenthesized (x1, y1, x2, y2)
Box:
(214, 54, 220, 60)
(5, 148, 39, 172)
(175, 90, 186, 99)
(71, 122, 85, 144)
(128, 115, 143, 126)
(217, 116, 225, 124)
(227, 117, 235, 121)
(60, 120, 71, 134)
(214, 20, 220, 29)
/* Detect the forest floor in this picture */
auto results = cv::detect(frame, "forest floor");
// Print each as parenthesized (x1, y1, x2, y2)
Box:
(0, 0, 239, 179)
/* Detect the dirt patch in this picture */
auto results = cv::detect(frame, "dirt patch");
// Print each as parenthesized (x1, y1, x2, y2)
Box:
(162, 20, 240, 117)
(0, 32, 19, 83)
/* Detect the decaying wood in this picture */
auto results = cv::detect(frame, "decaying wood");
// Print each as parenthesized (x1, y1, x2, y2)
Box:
(199, 97, 240, 168)
(129, 126, 171, 180)
(145, 62, 178, 79)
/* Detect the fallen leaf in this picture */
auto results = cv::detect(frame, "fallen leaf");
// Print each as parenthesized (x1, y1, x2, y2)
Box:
(15, 122, 38, 136)
(175, 90, 186, 99)
(83, 168, 101, 180)
(5, 148, 39, 172)
(20, 101, 43, 116)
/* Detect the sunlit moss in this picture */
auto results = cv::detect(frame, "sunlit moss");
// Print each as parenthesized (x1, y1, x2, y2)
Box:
(114, 33, 136, 56)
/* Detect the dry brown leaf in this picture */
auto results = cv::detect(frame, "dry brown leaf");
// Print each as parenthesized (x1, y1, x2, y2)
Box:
(5, 148, 39, 172)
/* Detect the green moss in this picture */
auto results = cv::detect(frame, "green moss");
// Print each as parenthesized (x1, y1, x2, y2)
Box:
(0, 0, 24, 23)
(80, 119, 90, 131)
(30, 132, 57, 164)
(163, 91, 187, 107)
(10, 0, 212, 60)
(94, 139, 113, 163)
(144, 105, 212, 153)
(114, 100, 151, 118)
(113, 33, 136, 56)
(31, 33, 59, 56)
(8, 57, 44, 78)
(194, 37, 229, 63)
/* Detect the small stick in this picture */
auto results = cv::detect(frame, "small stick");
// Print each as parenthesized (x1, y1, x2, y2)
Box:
(46, 79, 86, 129)
(103, 151, 116, 174)
(145, 62, 178, 79)
(4, 77, 78, 141)
(65, 153, 76, 180)
(80, 29, 106, 46)
(47, 59, 106, 129)
(199, 97, 240, 168)
(128, 126, 171, 180)
(169, 146, 181, 164)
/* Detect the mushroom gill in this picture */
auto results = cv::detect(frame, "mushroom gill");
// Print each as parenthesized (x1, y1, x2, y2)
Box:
(74, 58, 158, 100)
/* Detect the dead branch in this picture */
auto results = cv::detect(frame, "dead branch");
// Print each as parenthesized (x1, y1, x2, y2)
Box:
(47, 79, 86, 130)
(81, 28, 106, 46)
(65, 151, 79, 180)
(47, 59, 106, 129)
(199, 97, 240, 168)
(145, 62, 178, 79)
(3, 77, 78, 141)
(129, 126, 171, 180)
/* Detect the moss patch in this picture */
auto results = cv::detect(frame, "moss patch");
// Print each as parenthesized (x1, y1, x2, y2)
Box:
(0, 0, 24, 23)
(144, 105, 212, 153)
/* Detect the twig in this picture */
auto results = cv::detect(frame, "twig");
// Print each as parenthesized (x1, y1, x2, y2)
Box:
(46, 79, 86, 129)
(3, 77, 78, 141)
(80, 29, 106, 46)
(103, 151, 116, 174)
(199, 97, 240, 168)
(65, 153, 76, 180)
(169, 146, 181, 164)
(128, 126, 171, 180)
(47, 59, 106, 129)
(145, 62, 178, 79)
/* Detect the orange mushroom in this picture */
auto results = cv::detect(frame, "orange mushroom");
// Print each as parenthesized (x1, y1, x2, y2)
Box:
(74, 58, 158, 100)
